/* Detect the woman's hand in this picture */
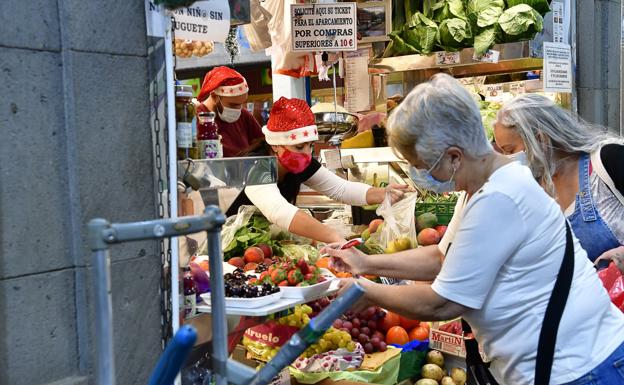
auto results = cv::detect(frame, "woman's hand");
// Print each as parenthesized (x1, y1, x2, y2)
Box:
(337, 277, 375, 313)
(367, 184, 414, 205)
(595, 246, 624, 273)
(321, 242, 370, 275)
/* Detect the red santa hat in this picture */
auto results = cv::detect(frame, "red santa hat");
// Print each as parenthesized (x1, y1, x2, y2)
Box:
(263, 97, 319, 145)
(197, 66, 249, 102)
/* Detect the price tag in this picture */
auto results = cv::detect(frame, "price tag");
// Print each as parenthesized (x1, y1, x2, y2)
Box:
(483, 84, 504, 102)
(435, 51, 461, 66)
(509, 81, 526, 95)
(473, 49, 500, 63)
(323, 149, 343, 170)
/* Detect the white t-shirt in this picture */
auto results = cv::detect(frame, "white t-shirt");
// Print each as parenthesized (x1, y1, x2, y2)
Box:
(432, 162, 624, 385)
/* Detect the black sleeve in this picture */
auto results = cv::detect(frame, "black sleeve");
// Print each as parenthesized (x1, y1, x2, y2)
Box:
(600, 144, 624, 195)
(296, 158, 322, 183)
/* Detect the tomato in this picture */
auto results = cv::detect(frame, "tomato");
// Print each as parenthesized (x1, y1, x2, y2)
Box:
(385, 326, 409, 346)
(380, 311, 401, 332)
(399, 316, 420, 330)
(408, 325, 429, 341)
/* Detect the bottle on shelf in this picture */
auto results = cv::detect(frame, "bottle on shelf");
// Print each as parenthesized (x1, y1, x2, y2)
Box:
(182, 266, 197, 319)
(197, 111, 223, 159)
(176, 85, 198, 160)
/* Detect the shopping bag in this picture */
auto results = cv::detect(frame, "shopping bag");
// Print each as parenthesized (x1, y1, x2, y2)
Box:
(373, 192, 418, 252)
(597, 261, 624, 311)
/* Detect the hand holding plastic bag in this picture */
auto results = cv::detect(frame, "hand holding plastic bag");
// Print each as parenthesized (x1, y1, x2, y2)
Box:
(373, 192, 419, 252)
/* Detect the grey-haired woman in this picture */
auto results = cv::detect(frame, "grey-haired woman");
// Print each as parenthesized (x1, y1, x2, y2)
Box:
(494, 94, 624, 270)
(326, 74, 624, 385)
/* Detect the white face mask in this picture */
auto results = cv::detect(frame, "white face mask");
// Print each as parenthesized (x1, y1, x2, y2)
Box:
(217, 97, 242, 123)
(506, 151, 528, 166)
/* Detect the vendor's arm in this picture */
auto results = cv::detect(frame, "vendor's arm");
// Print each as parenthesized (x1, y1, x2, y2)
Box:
(324, 245, 443, 281)
(341, 278, 468, 321)
(304, 166, 409, 206)
(245, 183, 344, 243)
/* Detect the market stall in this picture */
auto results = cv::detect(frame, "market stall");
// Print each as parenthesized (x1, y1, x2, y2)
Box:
(140, 0, 576, 384)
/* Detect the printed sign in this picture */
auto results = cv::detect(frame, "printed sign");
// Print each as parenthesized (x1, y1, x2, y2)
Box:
(291, 3, 357, 52)
(543, 42, 572, 93)
(551, 0, 570, 44)
(435, 51, 461, 65)
(145, 0, 230, 41)
(473, 49, 500, 63)
(169, 0, 230, 43)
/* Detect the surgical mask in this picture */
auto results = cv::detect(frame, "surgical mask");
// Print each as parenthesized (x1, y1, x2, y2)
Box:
(506, 151, 528, 166)
(278, 149, 312, 174)
(409, 153, 457, 193)
(218, 98, 242, 123)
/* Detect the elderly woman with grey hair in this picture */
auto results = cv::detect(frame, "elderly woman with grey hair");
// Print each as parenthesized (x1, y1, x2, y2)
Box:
(494, 94, 624, 271)
(325, 74, 624, 385)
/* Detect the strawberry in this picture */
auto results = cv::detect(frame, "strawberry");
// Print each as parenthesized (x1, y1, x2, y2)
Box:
(304, 273, 316, 283)
(248, 277, 258, 285)
(270, 269, 286, 284)
(287, 269, 303, 285)
(296, 258, 310, 275)
(258, 271, 270, 283)
(296, 282, 310, 287)
(278, 280, 288, 287)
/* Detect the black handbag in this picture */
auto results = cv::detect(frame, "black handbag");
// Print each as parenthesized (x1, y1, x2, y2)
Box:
(461, 221, 575, 385)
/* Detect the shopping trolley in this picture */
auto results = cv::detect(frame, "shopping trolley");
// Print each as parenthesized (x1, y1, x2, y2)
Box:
(88, 205, 364, 385)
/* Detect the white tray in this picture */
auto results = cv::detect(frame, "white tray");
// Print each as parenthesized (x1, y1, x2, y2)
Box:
(279, 279, 333, 300)
(200, 290, 282, 309)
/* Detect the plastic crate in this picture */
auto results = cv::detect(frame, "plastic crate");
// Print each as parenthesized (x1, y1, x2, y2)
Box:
(415, 201, 455, 225)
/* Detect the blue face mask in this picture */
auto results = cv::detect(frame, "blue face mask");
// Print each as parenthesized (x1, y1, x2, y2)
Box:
(409, 152, 457, 193)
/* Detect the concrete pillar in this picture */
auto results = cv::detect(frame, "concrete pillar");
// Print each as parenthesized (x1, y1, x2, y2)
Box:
(0, 2, 161, 385)
(575, 0, 622, 133)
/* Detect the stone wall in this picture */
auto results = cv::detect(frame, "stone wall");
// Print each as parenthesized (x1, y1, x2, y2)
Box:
(0, 2, 162, 384)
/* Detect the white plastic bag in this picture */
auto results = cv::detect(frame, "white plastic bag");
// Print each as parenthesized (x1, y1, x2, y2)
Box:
(374, 192, 418, 251)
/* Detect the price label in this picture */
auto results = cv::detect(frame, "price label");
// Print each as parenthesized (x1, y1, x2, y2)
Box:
(473, 49, 500, 63)
(509, 81, 526, 95)
(435, 51, 461, 65)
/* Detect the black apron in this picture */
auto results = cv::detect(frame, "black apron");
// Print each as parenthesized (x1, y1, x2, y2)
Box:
(225, 156, 322, 217)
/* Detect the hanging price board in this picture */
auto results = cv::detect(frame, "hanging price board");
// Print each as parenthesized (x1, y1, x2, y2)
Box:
(291, 3, 357, 52)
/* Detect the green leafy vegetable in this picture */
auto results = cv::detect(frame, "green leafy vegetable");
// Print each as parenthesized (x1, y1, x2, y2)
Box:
(505, 0, 550, 16)
(430, 0, 466, 23)
(436, 18, 471, 51)
(389, 31, 419, 55)
(404, 12, 438, 54)
(498, 4, 544, 40)
(474, 25, 501, 55)
(280, 244, 320, 264)
(223, 214, 275, 260)
(466, 0, 505, 28)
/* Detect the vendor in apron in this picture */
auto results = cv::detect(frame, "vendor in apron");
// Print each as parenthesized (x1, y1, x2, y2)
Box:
(493, 93, 624, 270)
(224, 97, 410, 244)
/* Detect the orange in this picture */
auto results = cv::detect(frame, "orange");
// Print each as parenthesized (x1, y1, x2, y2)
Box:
(380, 311, 401, 332)
(385, 326, 409, 346)
(408, 325, 429, 341)
(399, 316, 420, 330)
(316, 257, 331, 269)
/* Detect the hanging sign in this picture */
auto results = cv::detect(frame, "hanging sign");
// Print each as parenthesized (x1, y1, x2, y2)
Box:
(169, 0, 230, 42)
(144, 0, 230, 42)
(543, 42, 572, 93)
(291, 3, 357, 52)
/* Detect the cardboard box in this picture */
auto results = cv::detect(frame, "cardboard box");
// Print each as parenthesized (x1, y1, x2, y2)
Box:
(428, 320, 485, 360)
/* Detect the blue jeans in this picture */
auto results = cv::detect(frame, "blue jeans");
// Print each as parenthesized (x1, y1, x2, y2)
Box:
(560, 340, 624, 385)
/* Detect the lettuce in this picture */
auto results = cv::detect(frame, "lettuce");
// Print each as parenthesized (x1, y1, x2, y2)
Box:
(499, 4, 544, 40)
(404, 12, 438, 54)
(436, 18, 471, 51)
(505, 0, 551, 16)
(430, 0, 466, 23)
(466, 0, 505, 28)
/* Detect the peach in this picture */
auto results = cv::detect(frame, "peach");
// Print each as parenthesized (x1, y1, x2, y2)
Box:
(244, 246, 265, 264)
(228, 257, 245, 268)
(417, 228, 441, 246)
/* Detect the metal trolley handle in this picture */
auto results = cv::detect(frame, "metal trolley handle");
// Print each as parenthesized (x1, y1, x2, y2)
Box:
(88, 206, 365, 385)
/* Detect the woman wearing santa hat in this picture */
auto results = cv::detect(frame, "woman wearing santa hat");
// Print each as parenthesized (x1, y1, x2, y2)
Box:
(196, 66, 264, 157)
(224, 97, 410, 243)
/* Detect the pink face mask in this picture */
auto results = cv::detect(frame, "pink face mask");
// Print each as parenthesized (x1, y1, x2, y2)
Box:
(278, 149, 312, 174)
